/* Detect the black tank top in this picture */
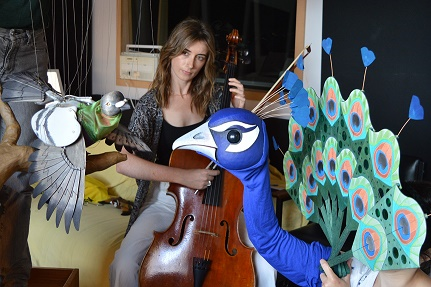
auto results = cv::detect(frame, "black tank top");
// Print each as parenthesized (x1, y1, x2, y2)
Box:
(156, 117, 207, 166)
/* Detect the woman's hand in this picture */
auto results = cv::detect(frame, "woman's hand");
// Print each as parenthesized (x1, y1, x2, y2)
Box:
(180, 168, 221, 190)
(229, 78, 246, 108)
(320, 259, 351, 287)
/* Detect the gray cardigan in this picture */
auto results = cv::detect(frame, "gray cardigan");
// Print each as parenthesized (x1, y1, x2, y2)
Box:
(125, 86, 224, 234)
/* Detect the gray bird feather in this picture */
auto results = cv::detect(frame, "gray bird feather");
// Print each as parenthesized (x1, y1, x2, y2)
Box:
(29, 138, 85, 233)
(105, 124, 153, 154)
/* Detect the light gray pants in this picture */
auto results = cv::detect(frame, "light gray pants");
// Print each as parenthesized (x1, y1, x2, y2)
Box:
(110, 182, 276, 287)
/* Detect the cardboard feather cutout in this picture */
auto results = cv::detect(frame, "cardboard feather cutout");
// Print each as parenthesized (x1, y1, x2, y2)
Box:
(284, 44, 426, 271)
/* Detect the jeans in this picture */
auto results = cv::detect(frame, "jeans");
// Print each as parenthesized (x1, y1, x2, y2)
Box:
(0, 27, 48, 287)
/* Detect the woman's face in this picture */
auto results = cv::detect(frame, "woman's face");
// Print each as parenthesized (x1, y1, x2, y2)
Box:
(171, 40, 208, 83)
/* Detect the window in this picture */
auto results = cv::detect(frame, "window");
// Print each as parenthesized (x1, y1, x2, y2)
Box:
(117, 0, 303, 96)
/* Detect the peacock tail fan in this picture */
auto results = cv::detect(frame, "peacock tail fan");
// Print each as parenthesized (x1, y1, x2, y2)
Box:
(283, 76, 426, 271)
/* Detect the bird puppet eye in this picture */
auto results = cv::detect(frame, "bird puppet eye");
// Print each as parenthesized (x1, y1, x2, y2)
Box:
(211, 120, 260, 153)
(227, 129, 241, 143)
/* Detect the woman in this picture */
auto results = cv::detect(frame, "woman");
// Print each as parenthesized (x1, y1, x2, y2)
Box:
(110, 18, 275, 287)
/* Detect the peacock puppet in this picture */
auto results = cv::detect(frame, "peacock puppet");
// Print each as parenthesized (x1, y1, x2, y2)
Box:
(172, 40, 427, 286)
(1, 72, 151, 233)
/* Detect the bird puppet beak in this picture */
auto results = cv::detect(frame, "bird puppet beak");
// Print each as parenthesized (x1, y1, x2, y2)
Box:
(115, 99, 131, 112)
(172, 120, 217, 161)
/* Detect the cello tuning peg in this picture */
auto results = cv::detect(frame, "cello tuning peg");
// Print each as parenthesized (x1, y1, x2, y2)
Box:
(240, 57, 251, 65)
(241, 49, 249, 57)
(239, 49, 251, 64)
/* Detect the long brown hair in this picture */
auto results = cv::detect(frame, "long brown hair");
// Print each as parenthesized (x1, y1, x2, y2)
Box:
(150, 18, 217, 114)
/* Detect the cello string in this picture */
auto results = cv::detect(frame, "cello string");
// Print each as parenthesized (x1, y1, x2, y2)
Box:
(199, 160, 219, 256)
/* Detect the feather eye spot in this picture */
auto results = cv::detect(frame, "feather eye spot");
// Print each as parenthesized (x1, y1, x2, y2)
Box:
(350, 112, 362, 134)
(327, 99, 337, 119)
(394, 209, 418, 244)
(285, 158, 297, 185)
(294, 130, 302, 148)
(353, 195, 365, 218)
(397, 215, 410, 239)
(341, 170, 351, 190)
(329, 159, 336, 176)
(361, 228, 382, 260)
(363, 231, 376, 256)
(308, 173, 316, 189)
(305, 196, 313, 212)
(317, 160, 324, 177)
(376, 151, 389, 173)
(309, 107, 316, 123)
(289, 164, 296, 181)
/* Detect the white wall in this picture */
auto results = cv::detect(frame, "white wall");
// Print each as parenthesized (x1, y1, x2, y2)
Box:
(92, 0, 323, 99)
(303, 0, 323, 96)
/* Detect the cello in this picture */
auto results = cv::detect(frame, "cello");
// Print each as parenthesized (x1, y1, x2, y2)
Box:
(138, 29, 255, 287)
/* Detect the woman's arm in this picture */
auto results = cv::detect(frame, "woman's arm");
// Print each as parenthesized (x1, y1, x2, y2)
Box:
(116, 147, 219, 190)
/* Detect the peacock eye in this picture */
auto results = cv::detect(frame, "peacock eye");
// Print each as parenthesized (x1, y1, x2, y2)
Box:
(227, 129, 241, 144)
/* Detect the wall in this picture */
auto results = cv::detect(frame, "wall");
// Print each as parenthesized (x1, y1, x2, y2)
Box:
(92, 0, 323, 100)
(322, 0, 431, 180)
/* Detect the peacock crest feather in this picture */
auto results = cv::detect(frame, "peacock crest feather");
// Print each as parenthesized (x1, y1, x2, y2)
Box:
(283, 40, 426, 271)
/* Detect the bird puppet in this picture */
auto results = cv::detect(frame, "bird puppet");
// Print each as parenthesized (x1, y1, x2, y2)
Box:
(1, 72, 152, 233)
(171, 42, 427, 286)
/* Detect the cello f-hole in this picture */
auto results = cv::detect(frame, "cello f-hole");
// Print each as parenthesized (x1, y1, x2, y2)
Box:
(168, 214, 194, 246)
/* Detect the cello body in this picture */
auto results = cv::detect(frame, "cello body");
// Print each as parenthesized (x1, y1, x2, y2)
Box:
(138, 149, 254, 286)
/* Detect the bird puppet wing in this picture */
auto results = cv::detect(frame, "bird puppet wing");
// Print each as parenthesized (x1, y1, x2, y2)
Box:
(1, 72, 152, 233)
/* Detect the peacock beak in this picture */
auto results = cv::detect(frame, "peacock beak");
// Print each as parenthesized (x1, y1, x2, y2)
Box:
(172, 121, 217, 161)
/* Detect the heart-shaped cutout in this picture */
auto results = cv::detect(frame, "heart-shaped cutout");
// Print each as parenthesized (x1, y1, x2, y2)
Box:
(322, 37, 332, 55)
(409, 95, 424, 120)
(361, 47, 376, 67)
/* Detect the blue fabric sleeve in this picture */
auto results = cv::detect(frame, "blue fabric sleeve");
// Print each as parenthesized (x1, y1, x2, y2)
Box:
(238, 163, 332, 287)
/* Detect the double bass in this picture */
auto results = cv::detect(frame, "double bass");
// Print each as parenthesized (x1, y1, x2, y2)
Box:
(138, 30, 255, 287)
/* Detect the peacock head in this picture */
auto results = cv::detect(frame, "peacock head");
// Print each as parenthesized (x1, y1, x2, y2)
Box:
(173, 108, 269, 172)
